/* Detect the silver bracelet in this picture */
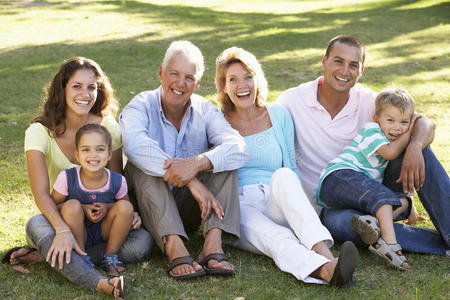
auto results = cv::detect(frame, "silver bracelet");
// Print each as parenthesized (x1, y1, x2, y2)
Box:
(56, 229, 71, 235)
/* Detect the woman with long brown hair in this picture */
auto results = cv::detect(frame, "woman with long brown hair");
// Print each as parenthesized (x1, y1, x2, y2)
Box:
(3, 57, 152, 297)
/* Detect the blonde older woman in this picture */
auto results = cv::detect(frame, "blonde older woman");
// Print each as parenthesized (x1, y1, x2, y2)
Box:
(215, 47, 359, 287)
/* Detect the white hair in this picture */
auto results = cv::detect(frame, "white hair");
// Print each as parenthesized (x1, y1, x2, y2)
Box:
(161, 41, 205, 81)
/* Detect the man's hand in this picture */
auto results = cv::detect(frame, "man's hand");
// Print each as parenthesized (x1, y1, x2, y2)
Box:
(187, 178, 224, 221)
(163, 155, 213, 187)
(46, 230, 86, 269)
(396, 142, 425, 194)
(163, 157, 199, 187)
(405, 202, 418, 225)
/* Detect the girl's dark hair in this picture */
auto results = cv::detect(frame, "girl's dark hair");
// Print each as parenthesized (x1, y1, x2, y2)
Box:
(33, 57, 119, 136)
(75, 123, 112, 151)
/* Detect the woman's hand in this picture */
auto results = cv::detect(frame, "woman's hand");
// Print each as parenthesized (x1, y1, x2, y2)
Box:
(26, 150, 87, 269)
(46, 230, 86, 269)
(131, 212, 142, 230)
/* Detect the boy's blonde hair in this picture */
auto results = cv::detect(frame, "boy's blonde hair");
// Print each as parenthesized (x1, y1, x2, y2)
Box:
(375, 87, 415, 118)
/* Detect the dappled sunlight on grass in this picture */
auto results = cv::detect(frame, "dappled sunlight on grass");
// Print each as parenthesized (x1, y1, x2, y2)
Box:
(394, 0, 449, 10)
(0, 0, 449, 298)
(0, 193, 37, 249)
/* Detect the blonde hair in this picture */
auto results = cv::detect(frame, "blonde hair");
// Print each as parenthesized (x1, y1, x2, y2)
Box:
(215, 47, 268, 113)
(375, 87, 415, 118)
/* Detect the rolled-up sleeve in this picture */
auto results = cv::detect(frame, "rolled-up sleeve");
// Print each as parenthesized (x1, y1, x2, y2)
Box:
(203, 103, 249, 173)
(119, 94, 170, 177)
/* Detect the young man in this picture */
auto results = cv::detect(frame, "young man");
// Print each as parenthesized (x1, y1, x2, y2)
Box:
(277, 35, 449, 255)
(120, 41, 249, 279)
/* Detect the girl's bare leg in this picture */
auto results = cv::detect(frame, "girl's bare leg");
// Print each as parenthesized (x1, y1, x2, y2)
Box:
(60, 199, 86, 252)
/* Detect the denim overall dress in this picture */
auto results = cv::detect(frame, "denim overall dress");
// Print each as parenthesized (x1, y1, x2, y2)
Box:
(65, 167, 122, 249)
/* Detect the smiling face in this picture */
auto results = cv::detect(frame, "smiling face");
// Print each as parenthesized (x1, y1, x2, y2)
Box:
(322, 42, 364, 94)
(374, 105, 412, 141)
(76, 131, 111, 173)
(65, 68, 98, 117)
(224, 62, 257, 111)
(158, 53, 200, 111)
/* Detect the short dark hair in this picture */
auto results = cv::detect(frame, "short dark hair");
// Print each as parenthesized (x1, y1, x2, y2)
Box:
(75, 123, 112, 151)
(325, 35, 366, 63)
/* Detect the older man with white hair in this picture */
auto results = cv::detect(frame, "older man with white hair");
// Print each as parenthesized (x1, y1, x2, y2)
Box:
(120, 41, 249, 279)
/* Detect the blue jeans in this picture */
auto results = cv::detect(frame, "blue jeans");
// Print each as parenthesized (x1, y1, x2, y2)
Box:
(26, 214, 153, 290)
(320, 147, 450, 255)
(320, 169, 407, 218)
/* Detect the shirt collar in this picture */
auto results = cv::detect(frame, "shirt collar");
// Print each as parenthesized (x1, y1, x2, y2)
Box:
(304, 76, 324, 108)
(306, 76, 358, 117)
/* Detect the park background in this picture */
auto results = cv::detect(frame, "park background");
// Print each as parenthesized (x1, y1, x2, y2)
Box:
(0, 0, 448, 299)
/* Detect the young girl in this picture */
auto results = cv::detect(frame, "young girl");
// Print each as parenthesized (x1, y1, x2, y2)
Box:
(316, 87, 418, 271)
(52, 123, 134, 284)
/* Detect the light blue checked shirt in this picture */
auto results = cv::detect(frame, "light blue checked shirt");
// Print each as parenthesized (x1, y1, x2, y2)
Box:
(120, 86, 249, 177)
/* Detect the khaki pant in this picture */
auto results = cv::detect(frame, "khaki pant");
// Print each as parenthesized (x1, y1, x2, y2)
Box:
(125, 162, 240, 251)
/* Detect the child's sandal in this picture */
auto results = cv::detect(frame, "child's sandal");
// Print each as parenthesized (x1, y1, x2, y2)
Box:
(369, 237, 409, 271)
(101, 254, 124, 276)
(350, 214, 380, 245)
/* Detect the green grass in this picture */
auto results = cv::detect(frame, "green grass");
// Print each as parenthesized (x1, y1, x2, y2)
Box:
(0, 0, 449, 298)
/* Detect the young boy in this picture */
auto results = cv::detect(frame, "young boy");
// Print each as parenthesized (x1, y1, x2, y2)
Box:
(316, 87, 418, 271)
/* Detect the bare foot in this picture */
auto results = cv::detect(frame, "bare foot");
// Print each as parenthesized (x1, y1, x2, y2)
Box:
(198, 228, 234, 272)
(165, 235, 203, 276)
(96, 277, 122, 298)
(312, 259, 337, 283)
(10, 248, 43, 265)
(105, 264, 125, 276)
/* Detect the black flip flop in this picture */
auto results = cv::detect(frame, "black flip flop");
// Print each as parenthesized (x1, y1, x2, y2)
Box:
(2, 247, 37, 264)
(198, 253, 234, 276)
(330, 241, 359, 288)
(168, 255, 206, 280)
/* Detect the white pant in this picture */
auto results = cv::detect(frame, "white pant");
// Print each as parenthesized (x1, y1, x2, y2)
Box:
(236, 168, 334, 284)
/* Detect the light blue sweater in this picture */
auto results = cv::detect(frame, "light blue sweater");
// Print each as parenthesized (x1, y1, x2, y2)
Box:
(238, 103, 300, 185)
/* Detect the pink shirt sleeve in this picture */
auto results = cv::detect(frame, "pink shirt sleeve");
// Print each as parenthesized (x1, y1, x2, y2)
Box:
(115, 175, 128, 200)
(53, 170, 69, 196)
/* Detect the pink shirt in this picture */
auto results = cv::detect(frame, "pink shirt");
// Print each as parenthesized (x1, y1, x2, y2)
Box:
(53, 166, 128, 200)
(276, 77, 377, 211)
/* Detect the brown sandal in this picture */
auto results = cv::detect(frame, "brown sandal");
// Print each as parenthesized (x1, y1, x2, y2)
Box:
(107, 276, 125, 299)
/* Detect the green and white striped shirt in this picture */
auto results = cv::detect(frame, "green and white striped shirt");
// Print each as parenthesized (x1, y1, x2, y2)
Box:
(316, 122, 390, 207)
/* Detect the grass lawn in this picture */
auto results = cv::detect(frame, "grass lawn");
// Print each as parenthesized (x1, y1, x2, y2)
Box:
(0, 0, 449, 298)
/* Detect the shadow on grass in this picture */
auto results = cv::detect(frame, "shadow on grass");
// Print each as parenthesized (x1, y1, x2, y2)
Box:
(0, 0, 449, 111)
